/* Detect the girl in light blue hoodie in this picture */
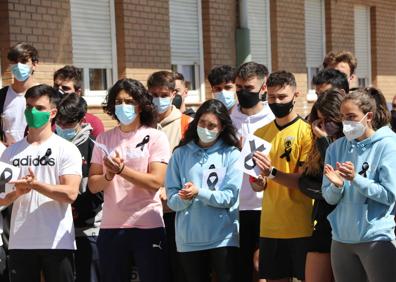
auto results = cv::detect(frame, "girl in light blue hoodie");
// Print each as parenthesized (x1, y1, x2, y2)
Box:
(322, 87, 396, 282)
(166, 99, 242, 282)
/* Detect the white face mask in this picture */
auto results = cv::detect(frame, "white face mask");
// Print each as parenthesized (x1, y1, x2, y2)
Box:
(342, 113, 368, 141)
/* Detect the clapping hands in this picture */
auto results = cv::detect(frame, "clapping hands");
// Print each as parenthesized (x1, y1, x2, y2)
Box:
(324, 161, 356, 188)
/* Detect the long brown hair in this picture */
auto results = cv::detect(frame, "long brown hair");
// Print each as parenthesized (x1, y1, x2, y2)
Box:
(304, 88, 344, 175)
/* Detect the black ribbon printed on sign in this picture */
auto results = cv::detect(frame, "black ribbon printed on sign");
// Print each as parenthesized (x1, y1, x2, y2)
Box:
(244, 140, 266, 170)
(207, 171, 219, 191)
(0, 167, 12, 193)
(136, 135, 150, 151)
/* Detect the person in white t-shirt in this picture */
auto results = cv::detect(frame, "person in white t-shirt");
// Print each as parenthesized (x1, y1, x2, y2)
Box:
(230, 62, 274, 282)
(0, 84, 82, 282)
(0, 42, 39, 146)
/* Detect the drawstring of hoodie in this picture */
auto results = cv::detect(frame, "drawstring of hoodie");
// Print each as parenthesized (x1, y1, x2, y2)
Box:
(195, 149, 209, 166)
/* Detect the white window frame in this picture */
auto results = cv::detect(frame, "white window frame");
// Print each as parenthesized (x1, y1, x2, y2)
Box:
(305, 0, 326, 90)
(354, 5, 371, 88)
(169, 0, 205, 103)
(240, 0, 272, 71)
(71, 0, 118, 106)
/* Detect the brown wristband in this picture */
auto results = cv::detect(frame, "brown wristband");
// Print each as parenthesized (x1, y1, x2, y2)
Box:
(117, 164, 125, 175)
(104, 173, 113, 181)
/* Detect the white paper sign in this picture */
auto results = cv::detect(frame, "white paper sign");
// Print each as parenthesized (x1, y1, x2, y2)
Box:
(238, 135, 272, 178)
(90, 138, 113, 157)
(0, 161, 21, 199)
(202, 166, 226, 191)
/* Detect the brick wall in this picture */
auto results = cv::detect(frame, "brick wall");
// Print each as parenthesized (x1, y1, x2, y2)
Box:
(269, 0, 308, 115)
(202, 0, 237, 100)
(115, 0, 171, 79)
(0, 0, 72, 86)
(325, 0, 396, 102)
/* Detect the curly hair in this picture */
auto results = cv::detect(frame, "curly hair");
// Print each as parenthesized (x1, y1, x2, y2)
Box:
(103, 78, 157, 128)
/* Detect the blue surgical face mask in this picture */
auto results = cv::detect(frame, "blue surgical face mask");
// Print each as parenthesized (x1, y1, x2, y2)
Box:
(197, 126, 220, 144)
(215, 90, 236, 110)
(11, 63, 32, 82)
(56, 125, 78, 141)
(153, 97, 172, 113)
(115, 104, 137, 125)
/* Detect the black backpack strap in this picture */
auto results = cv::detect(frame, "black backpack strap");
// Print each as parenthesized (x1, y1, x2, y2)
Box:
(0, 86, 9, 142)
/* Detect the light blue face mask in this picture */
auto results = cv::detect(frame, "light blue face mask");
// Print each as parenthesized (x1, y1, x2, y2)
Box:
(115, 104, 137, 125)
(11, 63, 31, 82)
(153, 97, 172, 114)
(215, 90, 236, 110)
(197, 126, 219, 144)
(56, 125, 78, 141)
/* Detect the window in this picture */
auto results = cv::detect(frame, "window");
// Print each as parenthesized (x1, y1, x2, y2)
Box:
(70, 0, 117, 105)
(169, 0, 204, 103)
(305, 0, 325, 90)
(354, 5, 371, 87)
(242, 0, 271, 69)
(307, 67, 320, 90)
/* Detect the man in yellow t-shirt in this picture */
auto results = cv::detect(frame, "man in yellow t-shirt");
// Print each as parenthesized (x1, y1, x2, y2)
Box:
(252, 71, 313, 282)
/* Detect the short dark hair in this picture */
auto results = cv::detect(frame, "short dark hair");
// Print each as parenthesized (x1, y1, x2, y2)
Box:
(176, 99, 240, 150)
(236, 62, 269, 81)
(208, 65, 236, 86)
(7, 42, 39, 64)
(25, 84, 61, 108)
(267, 71, 297, 89)
(104, 78, 157, 127)
(53, 65, 83, 92)
(173, 72, 184, 81)
(57, 93, 87, 124)
(312, 68, 349, 93)
(147, 71, 175, 90)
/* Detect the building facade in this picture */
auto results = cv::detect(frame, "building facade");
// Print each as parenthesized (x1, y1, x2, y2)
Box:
(1, 0, 396, 125)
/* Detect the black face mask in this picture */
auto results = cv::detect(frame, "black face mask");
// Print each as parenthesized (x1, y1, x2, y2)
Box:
(269, 99, 295, 118)
(236, 89, 260, 109)
(172, 94, 183, 109)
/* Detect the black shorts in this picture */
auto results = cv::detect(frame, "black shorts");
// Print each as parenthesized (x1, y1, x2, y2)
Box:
(259, 237, 309, 280)
(307, 218, 332, 253)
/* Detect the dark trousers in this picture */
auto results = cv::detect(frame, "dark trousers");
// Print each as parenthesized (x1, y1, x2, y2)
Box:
(97, 227, 168, 282)
(8, 249, 75, 282)
(75, 236, 100, 282)
(163, 212, 187, 282)
(0, 246, 8, 282)
(179, 247, 239, 282)
(239, 210, 261, 282)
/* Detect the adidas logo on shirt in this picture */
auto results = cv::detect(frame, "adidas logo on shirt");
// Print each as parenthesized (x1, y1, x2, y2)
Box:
(12, 148, 55, 167)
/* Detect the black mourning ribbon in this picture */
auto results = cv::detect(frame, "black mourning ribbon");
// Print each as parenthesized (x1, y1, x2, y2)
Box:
(0, 168, 13, 194)
(136, 135, 150, 151)
(280, 148, 292, 162)
(244, 140, 266, 170)
(207, 164, 218, 191)
(39, 148, 52, 164)
(358, 162, 369, 178)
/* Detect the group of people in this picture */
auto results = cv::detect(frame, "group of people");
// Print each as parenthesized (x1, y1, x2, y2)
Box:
(0, 42, 395, 282)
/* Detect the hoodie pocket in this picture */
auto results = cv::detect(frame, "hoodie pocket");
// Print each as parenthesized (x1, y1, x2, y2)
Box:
(176, 204, 233, 245)
(327, 201, 371, 242)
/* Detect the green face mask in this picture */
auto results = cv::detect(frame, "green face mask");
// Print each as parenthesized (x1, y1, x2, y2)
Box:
(24, 107, 51, 129)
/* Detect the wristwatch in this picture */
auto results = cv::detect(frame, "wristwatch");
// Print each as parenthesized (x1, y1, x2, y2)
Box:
(268, 167, 277, 179)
